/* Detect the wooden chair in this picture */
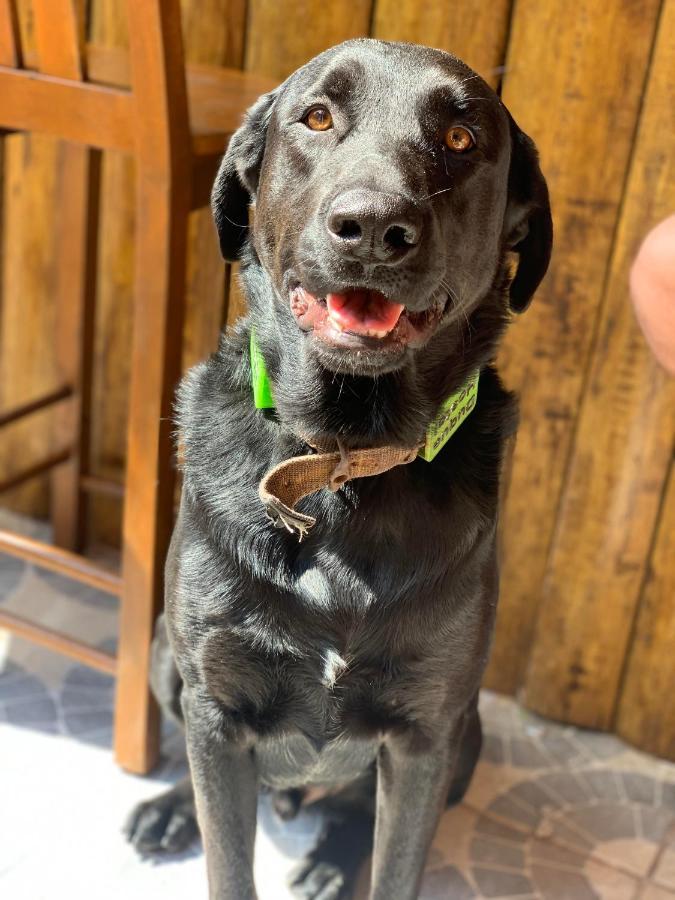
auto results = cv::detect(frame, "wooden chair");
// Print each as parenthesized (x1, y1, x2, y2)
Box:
(0, 0, 272, 773)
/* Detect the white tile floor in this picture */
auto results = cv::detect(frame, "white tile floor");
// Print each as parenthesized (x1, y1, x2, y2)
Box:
(0, 526, 323, 900)
(2, 513, 675, 899)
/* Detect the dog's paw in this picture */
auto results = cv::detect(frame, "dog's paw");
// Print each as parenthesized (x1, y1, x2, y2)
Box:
(124, 785, 198, 854)
(288, 812, 372, 900)
(290, 859, 348, 900)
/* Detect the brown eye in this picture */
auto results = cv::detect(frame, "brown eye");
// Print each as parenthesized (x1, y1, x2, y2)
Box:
(305, 106, 333, 131)
(444, 125, 475, 152)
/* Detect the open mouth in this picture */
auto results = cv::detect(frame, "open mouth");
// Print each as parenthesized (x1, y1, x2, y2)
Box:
(289, 286, 445, 352)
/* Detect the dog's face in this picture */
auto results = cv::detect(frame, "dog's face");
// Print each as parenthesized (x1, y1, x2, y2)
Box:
(213, 40, 551, 377)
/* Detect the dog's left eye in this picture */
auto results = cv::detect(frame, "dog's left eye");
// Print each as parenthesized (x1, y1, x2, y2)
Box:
(304, 106, 333, 131)
(444, 125, 475, 152)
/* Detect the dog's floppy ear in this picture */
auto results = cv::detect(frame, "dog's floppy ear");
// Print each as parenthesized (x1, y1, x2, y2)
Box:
(502, 111, 553, 312)
(211, 87, 281, 261)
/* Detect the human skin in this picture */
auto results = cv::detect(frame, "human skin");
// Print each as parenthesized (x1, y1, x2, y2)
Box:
(630, 214, 675, 376)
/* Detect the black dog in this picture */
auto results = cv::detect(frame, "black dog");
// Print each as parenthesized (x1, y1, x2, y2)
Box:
(125, 39, 551, 900)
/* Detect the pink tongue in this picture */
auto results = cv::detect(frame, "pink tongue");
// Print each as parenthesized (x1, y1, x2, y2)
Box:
(326, 290, 405, 337)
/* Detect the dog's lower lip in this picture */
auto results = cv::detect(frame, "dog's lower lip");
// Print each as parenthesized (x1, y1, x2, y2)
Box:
(289, 285, 443, 353)
(290, 282, 445, 368)
(291, 286, 403, 338)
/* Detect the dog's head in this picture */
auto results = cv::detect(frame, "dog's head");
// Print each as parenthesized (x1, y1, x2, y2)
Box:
(212, 39, 551, 378)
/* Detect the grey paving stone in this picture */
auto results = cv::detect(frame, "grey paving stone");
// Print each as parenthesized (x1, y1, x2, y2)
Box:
(470, 836, 524, 869)
(638, 805, 675, 843)
(0, 553, 26, 598)
(36, 569, 118, 611)
(566, 803, 636, 842)
(548, 819, 594, 852)
(622, 771, 657, 806)
(74, 727, 114, 749)
(475, 815, 529, 844)
(540, 733, 590, 767)
(538, 772, 590, 806)
(489, 795, 540, 830)
(662, 782, 675, 812)
(531, 864, 599, 899)
(420, 866, 475, 899)
(510, 737, 552, 770)
(472, 866, 534, 897)
(64, 708, 113, 735)
(510, 780, 556, 814)
(62, 665, 114, 691)
(584, 770, 623, 803)
(528, 836, 589, 867)
(0, 669, 49, 701)
(481, 733, 505, 765)
(572, 729, 624, 759)
(60, 685, 115, 709)
(5, 695, 58, 731)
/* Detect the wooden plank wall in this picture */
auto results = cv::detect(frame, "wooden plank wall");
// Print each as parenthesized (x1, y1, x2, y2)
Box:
(1, 0, 673, 758)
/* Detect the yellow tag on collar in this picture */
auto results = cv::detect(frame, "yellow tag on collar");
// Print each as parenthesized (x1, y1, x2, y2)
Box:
(418, 371, 480, 462)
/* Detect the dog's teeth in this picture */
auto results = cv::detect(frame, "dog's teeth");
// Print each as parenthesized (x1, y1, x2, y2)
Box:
(327, 310, 345, 331)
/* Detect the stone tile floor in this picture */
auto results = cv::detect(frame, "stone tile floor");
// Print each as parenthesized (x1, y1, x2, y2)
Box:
(1, 522, 674, 899)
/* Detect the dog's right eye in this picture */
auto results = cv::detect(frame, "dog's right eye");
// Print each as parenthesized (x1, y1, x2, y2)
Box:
(444, 125, 475, 153)
(303, 106, 333, 131)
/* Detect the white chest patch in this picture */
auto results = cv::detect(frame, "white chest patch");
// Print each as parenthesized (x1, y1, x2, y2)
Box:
(296, 565, 332, 605)
(322, 648, 348, 688)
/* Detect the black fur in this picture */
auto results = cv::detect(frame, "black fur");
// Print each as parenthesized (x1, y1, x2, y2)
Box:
(126, 39, 551, 900)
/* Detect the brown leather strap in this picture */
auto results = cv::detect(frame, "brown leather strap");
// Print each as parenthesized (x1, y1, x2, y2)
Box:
(259, 442, 420, 540)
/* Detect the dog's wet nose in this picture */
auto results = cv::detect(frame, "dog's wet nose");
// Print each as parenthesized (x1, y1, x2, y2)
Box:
(326, 189, 421, 263)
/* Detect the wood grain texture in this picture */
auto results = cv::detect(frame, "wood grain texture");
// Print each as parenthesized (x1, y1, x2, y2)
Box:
(617, 461, 675, 758)
(521, 0, 675, 731)
(180, 2, 246, 370)
(483, 0, 662, 694)
(48, 143, 101, 551)
(181, 0, 246, 66)
(0, 2, 56, 518)
(372, 0, 511, 87)
(0, 70, 134, 151)
(0, 133, 61, 517)
(0, 608, 117, 673)
(87, 0, 246, 544)
(0, 0, 22, 66)
(245, 0, 373, 80)
(32, 0, 84, 78)
(112, 0, 195, 773)
(27, 1, 97, 550)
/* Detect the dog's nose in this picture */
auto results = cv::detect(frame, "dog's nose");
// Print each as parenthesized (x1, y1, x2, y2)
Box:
(326, 189, 421, 263)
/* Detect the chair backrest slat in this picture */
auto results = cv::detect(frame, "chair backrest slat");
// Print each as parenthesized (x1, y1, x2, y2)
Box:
(0, 1, 191, 164)
(32, 0, 84, 79)
(0, 0, 21, 67)
(125, 0, 190, 172)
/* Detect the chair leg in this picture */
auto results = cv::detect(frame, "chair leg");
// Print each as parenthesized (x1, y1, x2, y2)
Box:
(114, 170, 190, 774)
(50, 143, 101, 551)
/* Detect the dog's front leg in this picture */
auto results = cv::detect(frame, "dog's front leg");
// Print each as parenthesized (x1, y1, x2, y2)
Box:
(183, 690, 259, 900)
(370, 723, 459, 900)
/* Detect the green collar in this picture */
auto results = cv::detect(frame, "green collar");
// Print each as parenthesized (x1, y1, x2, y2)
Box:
(250, 329, 478, 462)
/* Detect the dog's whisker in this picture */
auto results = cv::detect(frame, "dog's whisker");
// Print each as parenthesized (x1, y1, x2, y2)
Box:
(419, 186, 453, 202)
